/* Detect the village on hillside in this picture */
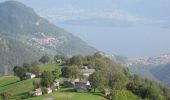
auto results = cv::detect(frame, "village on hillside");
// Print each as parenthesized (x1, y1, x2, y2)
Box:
(10, 53, 113, 100)
(126, 54, 170, 66)
(28, 65, 96, 97)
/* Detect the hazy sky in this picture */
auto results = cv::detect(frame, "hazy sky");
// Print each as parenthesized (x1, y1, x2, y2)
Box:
(1, 0, 170, 58)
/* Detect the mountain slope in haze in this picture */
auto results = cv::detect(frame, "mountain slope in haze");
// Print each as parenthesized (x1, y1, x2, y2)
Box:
(0, 1, 96, 76)
(0, 36, 41, 76)
(126, 54, 170, 86)
(151, 63, 170, 86)
(128, 63, 170, 87)
(0, 1, 96, 56)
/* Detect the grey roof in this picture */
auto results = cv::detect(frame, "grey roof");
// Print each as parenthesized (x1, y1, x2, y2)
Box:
(80, 69, 95, 73)
(75, 79, 89, 84)
(25, 72, 35, 76)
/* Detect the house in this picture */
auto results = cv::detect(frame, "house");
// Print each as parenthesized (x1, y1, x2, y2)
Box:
(103, 88, 111, 96)
(80, 66, 95, 77)
(56, 59, 62, 64)
(74, 80, 91, 92)
(56, 59, 66, 65)
(25, 72, 36, 79)
(45, 88, 52, 94)
(53, 79, 60, 90)
(64, 78, 79, 87)
(64, 79, 75, 87)
(30, 88, 42, 96)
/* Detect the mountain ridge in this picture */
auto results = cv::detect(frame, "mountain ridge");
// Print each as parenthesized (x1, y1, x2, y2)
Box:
(0, 0, 97, 55)
(0, 1, 97, 76)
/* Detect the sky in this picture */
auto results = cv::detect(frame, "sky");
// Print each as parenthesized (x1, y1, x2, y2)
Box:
(1, 0, 170, 58)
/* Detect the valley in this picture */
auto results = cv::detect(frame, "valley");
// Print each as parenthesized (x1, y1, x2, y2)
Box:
(0, 1, 170, 100)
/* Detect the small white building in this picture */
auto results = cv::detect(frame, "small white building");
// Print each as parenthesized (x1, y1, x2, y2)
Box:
(30, 88, 42, 96)
(104, 88, 111, 96)
(25, 72, 36, 79)
(56, 59, 66, 65)
(53, 79, 60, 89)
(45, 88, 52, 94)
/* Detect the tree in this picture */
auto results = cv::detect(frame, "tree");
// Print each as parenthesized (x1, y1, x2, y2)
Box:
(13, 65, 26, 80)
(54, 55, 67, 62)
(61, 67, 69, 78)
(126, 81, 148, 99)
(146, 84, 165, 100)
(39, 55, 50, 64)
(68, 65, 80, 78)
(126, 79, 166, 100)
(94, 58, 107, 70)
(111, 90, 139, 100)
(23, 63, 31, 72)
(108, 71, 127, 90)
(31, 61, 38, 67)
(33, 79, 41, 89)
(41, 71, 54, 87)
(1, 92, 12, 100)
(30, 66, 40, 76)
(88, 71, 107, 92)
(68, 55, 83, 66)
(61, 65, 80, 78)
(41, 77, 51, 88)
(52, 67, 61, 79)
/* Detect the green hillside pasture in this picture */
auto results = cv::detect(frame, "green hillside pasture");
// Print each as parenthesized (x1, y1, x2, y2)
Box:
(0, 76, 35, 100)
(27, 88, 106, 100)
(0, 76, 19, 87)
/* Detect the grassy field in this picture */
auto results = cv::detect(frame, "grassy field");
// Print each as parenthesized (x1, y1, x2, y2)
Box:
(27, 88, 106, 100)
(0, 64, 107, 100)
(0, 76, 106, 100)
(0, 76, 35, 100)
(0, 76, 19, 87)
(39, 63, 61, 72)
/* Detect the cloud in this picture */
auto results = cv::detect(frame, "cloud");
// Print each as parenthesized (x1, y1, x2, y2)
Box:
(36, 6, 165, 27)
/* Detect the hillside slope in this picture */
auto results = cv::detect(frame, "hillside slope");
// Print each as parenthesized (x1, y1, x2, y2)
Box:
(151, 63, 170, 86)
(0, 75, 106, 100)
(0, 1, 96, 56)
(0, 1, 97, 76)
(0, 36, 41, 76)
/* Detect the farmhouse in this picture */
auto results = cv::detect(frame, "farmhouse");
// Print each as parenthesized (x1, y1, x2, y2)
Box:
(53, 79, 60, 89)
(74, 80, 91, 92)
(64, 78, 80, 87)
(64, 79, 75, 87)
(25, 72, 36, 79)
(30, 88, 42, 96)
(80, 66, 95, 77)
(104, 88, 111, 96)
(56, 59, 66, 65)
(45, 88, 53, 94)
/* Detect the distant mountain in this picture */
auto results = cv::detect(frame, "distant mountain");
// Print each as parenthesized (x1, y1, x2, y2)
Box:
(0, 1, 96, 56)
(126, 54, 170, 86)
(151, 63, 170, 86)
(126, 54, 170, 67)
(0, 1, 96, 76)
(128, 64, 159, 82)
